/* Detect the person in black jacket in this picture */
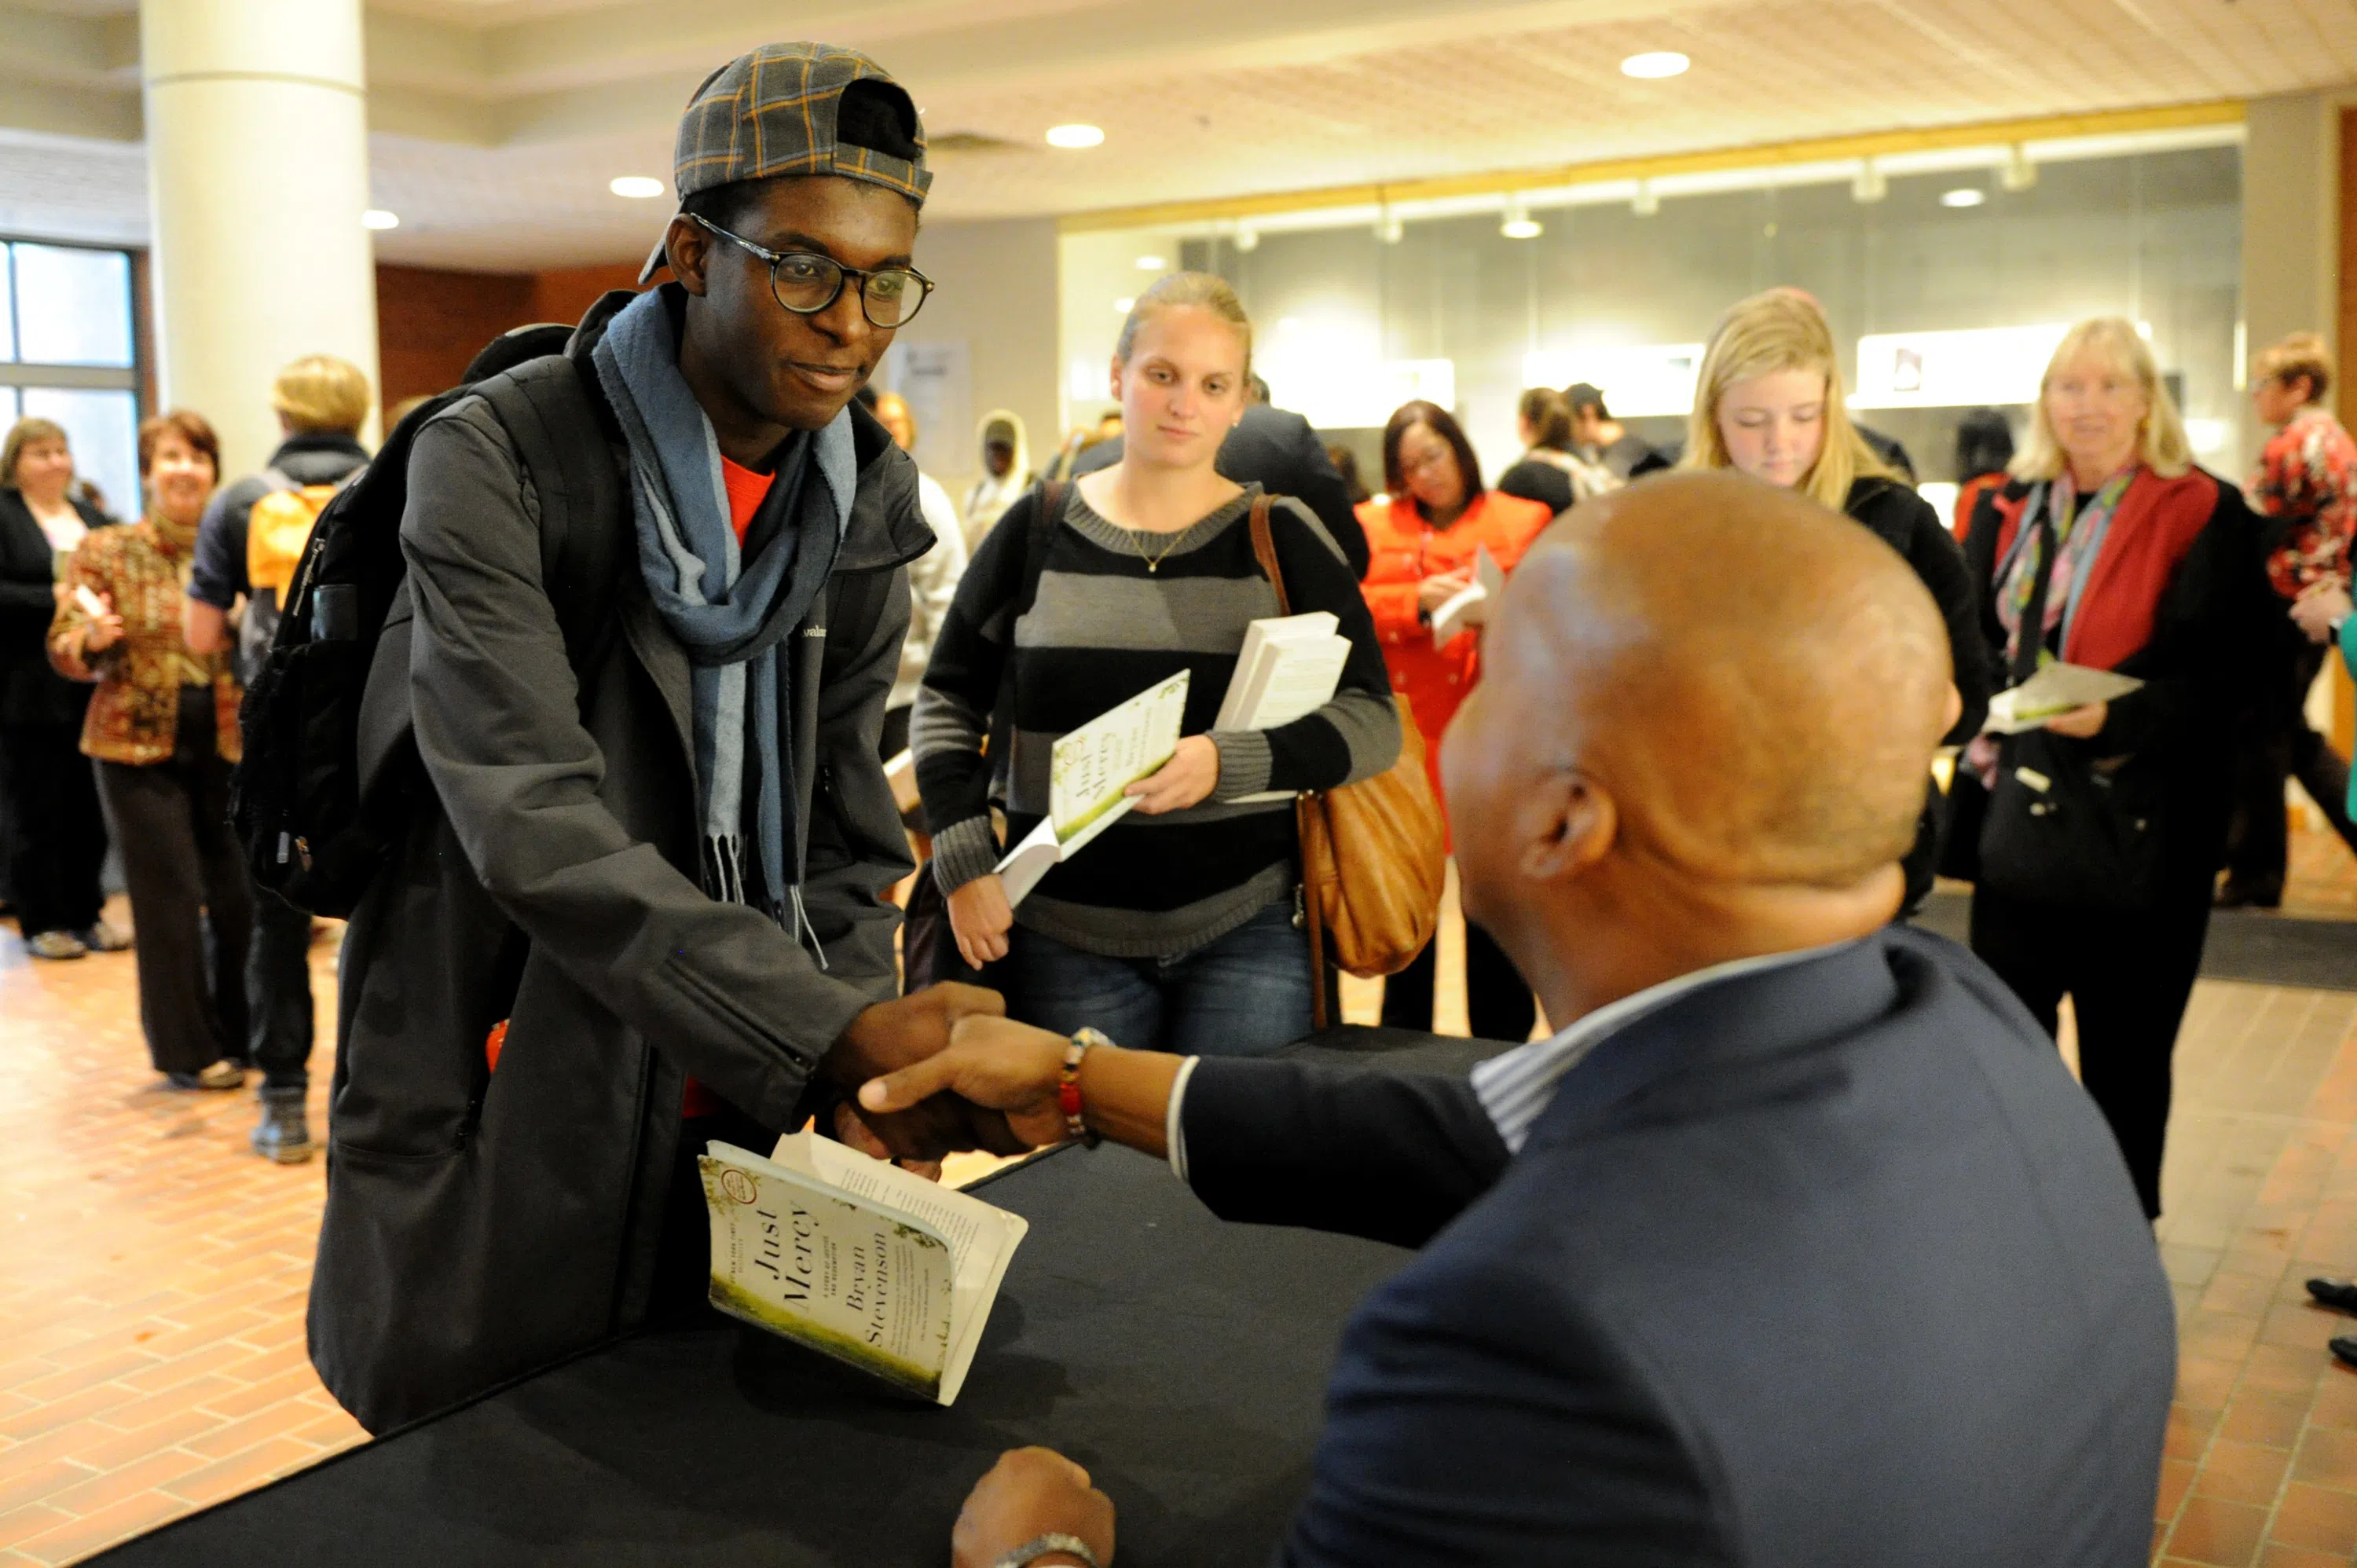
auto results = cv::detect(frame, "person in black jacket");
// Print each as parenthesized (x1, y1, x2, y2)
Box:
(1679, 289, 1988, 910)
(1069, 381, 1369, 577)
(0, 416, 117, 960)
(1494, 387, 1584, 515)
(182, 354, 374, 1164)
(1960, 318, 2258, 1220)
(871, 474, 2172, 1568)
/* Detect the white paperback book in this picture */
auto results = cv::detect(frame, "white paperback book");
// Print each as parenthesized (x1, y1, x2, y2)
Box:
(698, 1131, 1029, 1406)
(995, 669, 1190, 907)
(1214, 612, 1351, 804)
(1983, 662, 2146, 735)
(1429, 545, 1506, 648)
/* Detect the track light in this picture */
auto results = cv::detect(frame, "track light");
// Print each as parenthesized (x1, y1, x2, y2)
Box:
(1851, 158, 1886, 204)
(1631, 179, 1659, 217)
(1376, 209, 1404, 244)
(2000, 143, 2038, 192)
(1233, 224, 1260, 253)
(1500, 196, 1541, 240)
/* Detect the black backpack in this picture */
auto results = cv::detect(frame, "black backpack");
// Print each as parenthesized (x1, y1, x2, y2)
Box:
(232, 324, 578, 917)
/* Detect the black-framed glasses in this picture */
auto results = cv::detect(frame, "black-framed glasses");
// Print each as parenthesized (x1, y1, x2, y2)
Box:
(687, 214, 934, 328)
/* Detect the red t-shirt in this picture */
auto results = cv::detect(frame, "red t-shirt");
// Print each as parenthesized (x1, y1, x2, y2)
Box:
(683, 456, 779, 1120)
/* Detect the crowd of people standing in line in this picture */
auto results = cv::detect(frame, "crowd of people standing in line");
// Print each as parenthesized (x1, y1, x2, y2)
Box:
(1, 354, 376, 1166)
(2, 260, 2352, 1240)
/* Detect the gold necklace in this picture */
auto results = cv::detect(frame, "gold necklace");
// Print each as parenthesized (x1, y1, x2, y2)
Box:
(1131, 523, 1189, 573)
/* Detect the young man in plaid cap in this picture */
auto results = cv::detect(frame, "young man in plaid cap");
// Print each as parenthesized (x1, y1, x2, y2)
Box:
(310, 42, 1017, 1434)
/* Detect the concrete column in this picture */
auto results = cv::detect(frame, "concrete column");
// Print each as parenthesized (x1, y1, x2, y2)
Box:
(140, 0, 379, 481)
(2239, 92, 2340, 467)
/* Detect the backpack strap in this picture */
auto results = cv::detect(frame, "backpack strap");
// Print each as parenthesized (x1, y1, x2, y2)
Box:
(472, 357, 625, 672)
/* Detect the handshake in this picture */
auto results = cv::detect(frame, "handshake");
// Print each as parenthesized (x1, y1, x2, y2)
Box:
(822, 983, 1167, 1176)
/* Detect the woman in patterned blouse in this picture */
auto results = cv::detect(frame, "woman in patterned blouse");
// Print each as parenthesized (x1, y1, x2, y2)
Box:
(2219, 332, 2357, 907)
(48, 411, 252, 1090)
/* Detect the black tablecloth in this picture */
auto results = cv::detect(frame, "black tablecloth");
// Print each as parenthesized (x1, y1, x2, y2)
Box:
(96, 1028, 1499, 1567)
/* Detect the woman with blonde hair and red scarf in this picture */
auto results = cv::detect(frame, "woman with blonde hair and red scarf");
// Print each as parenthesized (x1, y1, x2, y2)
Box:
(1959, 317, 2257, 1220)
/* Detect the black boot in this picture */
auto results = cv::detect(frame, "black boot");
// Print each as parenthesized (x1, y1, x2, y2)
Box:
(251, 1086, 314, 1164)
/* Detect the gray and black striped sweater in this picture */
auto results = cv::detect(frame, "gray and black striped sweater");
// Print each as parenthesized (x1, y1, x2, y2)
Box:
(913, 482, 1400, 959)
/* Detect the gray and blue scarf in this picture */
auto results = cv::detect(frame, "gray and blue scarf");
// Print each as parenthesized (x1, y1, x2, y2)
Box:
(590, 286, 854, 927)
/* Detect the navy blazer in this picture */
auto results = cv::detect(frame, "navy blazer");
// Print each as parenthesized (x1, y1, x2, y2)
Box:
(1182, 927, 2173, 1566)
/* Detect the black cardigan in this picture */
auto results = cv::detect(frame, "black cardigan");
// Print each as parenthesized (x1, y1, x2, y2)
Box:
(1845, 476, 1992, 743)
(0, 488, 111, 727)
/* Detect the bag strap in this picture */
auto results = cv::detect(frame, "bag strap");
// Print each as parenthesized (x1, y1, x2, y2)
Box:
(1244, 493, 1331, 1030)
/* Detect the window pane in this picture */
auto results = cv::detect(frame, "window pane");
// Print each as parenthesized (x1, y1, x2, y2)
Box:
(22, 388, 141, 524)
(0, 390, 18, 430)
(14, 244, 133, 368)
(0, 246, 14, 362)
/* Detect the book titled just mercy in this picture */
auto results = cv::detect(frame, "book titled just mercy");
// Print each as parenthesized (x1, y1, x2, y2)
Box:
(698, 1133, 1029, 1405)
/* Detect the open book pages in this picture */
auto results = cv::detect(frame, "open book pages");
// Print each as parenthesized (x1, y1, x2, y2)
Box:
(1215, 613, 1351, 805)
(699, 1133, 1028, 1406)
(1984, 662, 2146, 735)
(996, 669, 1190, 907)
(1429, 545, 1506, 648)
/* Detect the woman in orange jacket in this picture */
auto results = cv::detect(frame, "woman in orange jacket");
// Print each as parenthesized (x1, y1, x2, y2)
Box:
(1357, 399, 1552, 1042)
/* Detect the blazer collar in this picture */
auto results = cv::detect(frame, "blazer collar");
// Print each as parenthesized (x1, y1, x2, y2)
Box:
(1521, 932, 1902, 1152)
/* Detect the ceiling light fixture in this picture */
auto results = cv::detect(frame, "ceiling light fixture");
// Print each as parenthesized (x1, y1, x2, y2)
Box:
(1619, 50, 1690, 79)
(1940, 187, 1987, 208)
(1851, 157, 1887, 203)
(609, 175, 665, 199)
(361, 209, 399, 230)
(1233, 224, 1260, 252)
(1135, 255, 1168, 271)
(1113, 296, 1136, 314)
(1046, 123, 1105, 148)
(1376, 210, 1405, 244)
(2000, 143, 2038, 192)
(1500, 196, 1541, 240)
(1631, 179, 1659, 218)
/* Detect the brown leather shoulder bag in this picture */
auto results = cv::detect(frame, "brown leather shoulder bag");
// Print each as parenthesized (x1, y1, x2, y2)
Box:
(1245, 497, 1447, 1026)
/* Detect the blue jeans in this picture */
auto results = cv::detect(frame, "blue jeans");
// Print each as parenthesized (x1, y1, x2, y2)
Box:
(1003, 899, 1314, 1057)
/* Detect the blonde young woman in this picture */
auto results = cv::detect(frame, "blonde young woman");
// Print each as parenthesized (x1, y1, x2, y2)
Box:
(1959, 318, 2254, 1221)
(915, 272, 1398, 1055)
(1680, 288, 1988, 910)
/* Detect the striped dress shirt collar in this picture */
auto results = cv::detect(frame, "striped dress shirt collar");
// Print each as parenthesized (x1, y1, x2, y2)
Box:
(1471, 940, 1860, 1153)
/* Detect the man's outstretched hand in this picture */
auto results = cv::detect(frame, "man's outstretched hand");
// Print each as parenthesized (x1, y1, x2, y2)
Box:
(860, 1017, 1184, 1158)
(952, 1447, 1115, 1568)
(825, 984, 1031, 1162)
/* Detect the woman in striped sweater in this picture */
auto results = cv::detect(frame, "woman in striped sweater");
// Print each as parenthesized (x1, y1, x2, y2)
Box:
(913, 273, 1399, 1055)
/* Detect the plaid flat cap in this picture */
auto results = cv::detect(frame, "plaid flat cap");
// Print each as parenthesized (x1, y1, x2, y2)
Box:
(679, 42, 928, 202)
(643, 42, 929, 282)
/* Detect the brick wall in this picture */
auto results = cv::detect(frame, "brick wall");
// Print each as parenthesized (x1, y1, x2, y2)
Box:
(373, 265, 535, 416)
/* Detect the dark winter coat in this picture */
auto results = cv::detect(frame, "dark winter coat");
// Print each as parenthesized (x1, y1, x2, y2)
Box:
(309, 291, 929, 1434)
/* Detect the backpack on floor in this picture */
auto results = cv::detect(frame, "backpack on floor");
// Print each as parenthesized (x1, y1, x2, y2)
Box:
(232, 324, 578, 917)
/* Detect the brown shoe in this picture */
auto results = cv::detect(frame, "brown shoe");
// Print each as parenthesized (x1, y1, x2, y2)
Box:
(26, 930, 87, 960)
(166, 1060, 246, 1091)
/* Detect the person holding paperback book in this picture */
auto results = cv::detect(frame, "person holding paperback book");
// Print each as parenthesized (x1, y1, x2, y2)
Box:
(914, 273, 1398, 1057)
(1356, 400, 1552, 1042)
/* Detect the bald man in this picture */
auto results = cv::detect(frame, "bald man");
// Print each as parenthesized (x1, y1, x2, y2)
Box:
(875, 473, 2173, 1568)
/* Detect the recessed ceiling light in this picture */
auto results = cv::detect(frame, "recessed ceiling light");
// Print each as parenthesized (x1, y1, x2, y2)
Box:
(1046, 123, 1105, 148)
(1135, 255, 1167, 271)
(361, 209, 399, 230)
(1620, 50, 1690, 79)
(1940, 187, 1988, 208)
(1113, 296, 1136, 313)
(609, 175, 665, 200)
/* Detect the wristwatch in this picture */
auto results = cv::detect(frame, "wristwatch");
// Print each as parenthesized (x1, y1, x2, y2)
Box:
(990, 1533, 1100, 1568)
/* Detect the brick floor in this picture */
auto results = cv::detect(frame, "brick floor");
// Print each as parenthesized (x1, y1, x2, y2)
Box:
(0, 897, 362, 1566)
(4, 825, 2357, 1564)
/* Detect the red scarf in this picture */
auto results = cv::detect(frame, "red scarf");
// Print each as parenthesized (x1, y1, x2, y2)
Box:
(1989, 467, 2216, 672)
